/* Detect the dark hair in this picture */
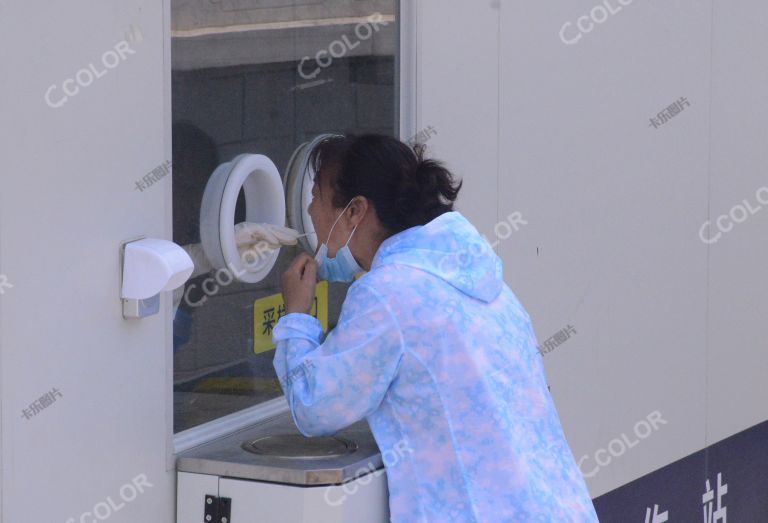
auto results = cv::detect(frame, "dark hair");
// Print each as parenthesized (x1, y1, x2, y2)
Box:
(308, 133, 462, 233)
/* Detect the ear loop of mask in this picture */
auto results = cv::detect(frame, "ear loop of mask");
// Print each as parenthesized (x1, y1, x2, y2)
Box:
(318, 198, 357, 257)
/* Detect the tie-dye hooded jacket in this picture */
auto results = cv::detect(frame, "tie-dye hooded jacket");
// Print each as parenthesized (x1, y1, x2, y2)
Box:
(273, 211, 598, 522)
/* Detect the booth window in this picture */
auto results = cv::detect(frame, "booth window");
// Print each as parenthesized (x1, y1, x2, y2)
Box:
(171, 0, 399, 433)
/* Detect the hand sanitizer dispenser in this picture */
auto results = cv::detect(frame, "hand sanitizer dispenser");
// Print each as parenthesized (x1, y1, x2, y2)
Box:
(120, 237, 194, 319)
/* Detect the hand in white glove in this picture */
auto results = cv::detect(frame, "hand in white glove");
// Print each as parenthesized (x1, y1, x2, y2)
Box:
(234, 223, 301, 270)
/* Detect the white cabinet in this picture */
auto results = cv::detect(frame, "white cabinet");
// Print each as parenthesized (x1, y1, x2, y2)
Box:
(176, 413, 390, 523)
(177, 471, 388, 523)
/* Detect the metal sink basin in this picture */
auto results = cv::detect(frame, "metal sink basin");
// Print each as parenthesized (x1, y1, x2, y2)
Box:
(241, 434, 358, 459)
(176, 411, 382, 485)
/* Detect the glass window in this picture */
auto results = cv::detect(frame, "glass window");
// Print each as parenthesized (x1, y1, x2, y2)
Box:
(171, 0, 399, 433)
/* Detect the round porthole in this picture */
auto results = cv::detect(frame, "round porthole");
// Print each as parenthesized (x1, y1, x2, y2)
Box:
(284, 133, 342, 254)
(199, 154, 285, 284)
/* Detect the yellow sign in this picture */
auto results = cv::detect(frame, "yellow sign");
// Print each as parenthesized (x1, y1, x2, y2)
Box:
(252, 281, 328, 354)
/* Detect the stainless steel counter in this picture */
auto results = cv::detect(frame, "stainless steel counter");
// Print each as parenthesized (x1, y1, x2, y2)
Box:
(176, 410, 383, 486)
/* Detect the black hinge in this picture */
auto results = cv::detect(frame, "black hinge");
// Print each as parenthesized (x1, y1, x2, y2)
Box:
(204, 494, 232, 523)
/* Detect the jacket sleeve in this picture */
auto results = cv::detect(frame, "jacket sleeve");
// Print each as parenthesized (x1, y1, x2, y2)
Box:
(272, 280, 404, 437)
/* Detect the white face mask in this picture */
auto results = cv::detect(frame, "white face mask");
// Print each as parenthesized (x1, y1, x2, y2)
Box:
(314, 198, 365, 282)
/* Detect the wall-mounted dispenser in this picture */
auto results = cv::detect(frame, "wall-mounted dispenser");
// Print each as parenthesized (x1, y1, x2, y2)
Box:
(121, 237, 194, 319)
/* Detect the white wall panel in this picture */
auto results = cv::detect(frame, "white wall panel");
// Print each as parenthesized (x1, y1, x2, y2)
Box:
(0, 2, 174, 521)
(707, 0, 768, 445)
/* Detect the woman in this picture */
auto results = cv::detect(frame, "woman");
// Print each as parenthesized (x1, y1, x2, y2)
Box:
(272, 134, 598, 522)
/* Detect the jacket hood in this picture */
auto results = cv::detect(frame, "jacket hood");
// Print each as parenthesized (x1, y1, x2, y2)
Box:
(369, 211, 503, 302)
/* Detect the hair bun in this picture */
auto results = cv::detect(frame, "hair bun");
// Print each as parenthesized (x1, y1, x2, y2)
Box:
(413, 159, 431, 179)
(397, 155, 461, 224)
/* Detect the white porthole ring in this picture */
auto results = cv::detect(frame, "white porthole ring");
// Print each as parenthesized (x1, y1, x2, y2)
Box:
(285, 133, 343, 254)
(285, 141, 316, 254)
(199, 154, 285, 284)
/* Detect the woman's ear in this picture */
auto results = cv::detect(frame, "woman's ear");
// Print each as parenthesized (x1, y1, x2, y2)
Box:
(349, 196, 369, 226)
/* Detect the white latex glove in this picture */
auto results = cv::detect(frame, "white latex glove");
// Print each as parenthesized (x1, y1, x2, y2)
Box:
(234, 222, 301, 266)
(172, 224, 301, 311)
(235, 222, 300, 248)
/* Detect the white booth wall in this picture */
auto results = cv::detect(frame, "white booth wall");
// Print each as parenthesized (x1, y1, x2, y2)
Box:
(0, 1, 175, 522)
(414, 0, 768, 501)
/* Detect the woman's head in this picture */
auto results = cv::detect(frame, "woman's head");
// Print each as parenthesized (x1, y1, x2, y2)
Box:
(306, 133, 462, 269)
